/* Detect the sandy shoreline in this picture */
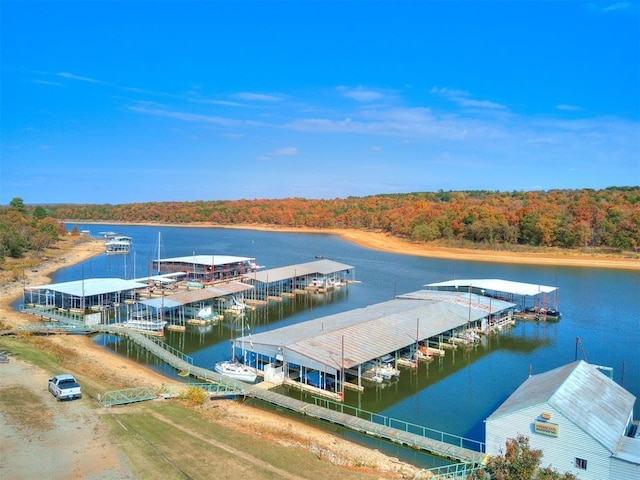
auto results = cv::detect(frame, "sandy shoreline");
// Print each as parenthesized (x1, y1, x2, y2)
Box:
(69, 220, 640, 271)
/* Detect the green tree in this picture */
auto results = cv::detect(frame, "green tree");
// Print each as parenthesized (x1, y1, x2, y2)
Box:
(484, 435, 576, 480)
(32, 205, 48, 220)
(9, 197, 26, 214)
(0, 209, 28, 258)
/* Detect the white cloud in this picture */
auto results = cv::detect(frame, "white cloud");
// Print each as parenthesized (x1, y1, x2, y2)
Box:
(556, 104, 583, 111)
(602, 2, 631, 13)
(32, 79, 64, 87)
(128, 105, 241, 126)
(271, 147, 298, 156)
(431, 87, 506, 110)
(338, 85, 385, 102)
(57, 72, 107, 84)
(234, 92, 285, 102)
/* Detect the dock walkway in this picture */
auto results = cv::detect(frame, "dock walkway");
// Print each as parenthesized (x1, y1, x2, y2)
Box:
(97, 325, 486, 463)
(4, 322, 485, 464)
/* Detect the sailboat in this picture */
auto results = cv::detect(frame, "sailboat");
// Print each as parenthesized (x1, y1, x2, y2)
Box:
(214, 359, 257, 383)
(214, 314, 257, 382)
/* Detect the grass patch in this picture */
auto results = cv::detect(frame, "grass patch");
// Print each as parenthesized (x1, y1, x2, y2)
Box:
(0, 336, 67, 372)
(103, 401, 383, 480)
(0, 336, 126, 407)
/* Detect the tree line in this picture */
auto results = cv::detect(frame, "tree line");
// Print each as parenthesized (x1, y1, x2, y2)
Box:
(5, 187, 640, 254)
(0, 197, 67, 262)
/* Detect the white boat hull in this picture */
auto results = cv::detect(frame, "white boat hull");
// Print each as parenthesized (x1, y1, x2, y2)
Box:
(214, 361, 257, 383)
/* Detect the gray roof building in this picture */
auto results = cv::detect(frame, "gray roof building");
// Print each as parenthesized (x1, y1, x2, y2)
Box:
(485, 360, 640, 479)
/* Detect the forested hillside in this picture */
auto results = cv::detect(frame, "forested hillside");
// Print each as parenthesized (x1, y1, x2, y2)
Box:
(0, 198, 67, 262)
(5, 187, 640, 254)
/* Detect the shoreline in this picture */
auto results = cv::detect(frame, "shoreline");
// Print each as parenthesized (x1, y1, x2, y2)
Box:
(0, 236, 106, 315)
(68, 220, 640, 271)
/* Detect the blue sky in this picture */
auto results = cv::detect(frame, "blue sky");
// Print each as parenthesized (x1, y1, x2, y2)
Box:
(1, 1, 639, 205)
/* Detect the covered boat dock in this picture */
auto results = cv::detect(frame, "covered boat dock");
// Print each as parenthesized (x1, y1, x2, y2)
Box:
(151, 254, 258, 285)
(424, 278, 560, 319)
(21, 276, 255, 332)
(244, 259, 355, 301)
(138, 281, 255, 327)
(22, 278, 149, 325)
(234, 289, 515, 397)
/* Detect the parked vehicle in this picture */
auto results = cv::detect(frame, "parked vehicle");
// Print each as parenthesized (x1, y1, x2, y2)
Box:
(48, 374, 82, 401)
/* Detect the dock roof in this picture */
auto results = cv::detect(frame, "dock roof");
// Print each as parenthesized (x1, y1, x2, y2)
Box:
(248, 259, 353, 283)
(425, 279, 557, 296)
(487, 360, 637, 456)
(140, 282, 254, 309)
(155, 255, 255, 266)
(25, 278, 148, 297)
(132, 273, 185, 284)
(237, 290, 515, 375)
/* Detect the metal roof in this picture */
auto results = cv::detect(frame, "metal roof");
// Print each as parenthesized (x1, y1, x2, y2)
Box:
(25, 278, 148, 297)
(487, 360, 637, 454)
(132, 273, 185, 284)
(155, 255, 255, 265)
(237, 290, 515, 375)
(425, 278, 558, 296)
(248, 259, 354, 283)
(139, 282, 254, 309)
(615, 436, 640, 465)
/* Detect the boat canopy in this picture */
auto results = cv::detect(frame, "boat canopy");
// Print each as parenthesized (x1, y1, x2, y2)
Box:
(424, 279, 557, 296)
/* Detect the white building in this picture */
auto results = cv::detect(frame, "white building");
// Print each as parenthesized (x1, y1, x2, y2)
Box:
(485, 360, 640, 480)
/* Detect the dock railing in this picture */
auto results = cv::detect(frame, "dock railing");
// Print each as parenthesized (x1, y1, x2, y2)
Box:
(312, 397, 485, 454)
(21, 305, 87, 324)
(143, 334, 194, 366)
(415, 461, 485, 479)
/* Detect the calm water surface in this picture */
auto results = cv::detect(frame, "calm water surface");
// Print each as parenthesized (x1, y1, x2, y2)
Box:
(56, 224, 639, 445)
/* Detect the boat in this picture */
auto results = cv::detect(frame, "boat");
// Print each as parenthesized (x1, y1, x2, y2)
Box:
(123, 306, 166, 335)
(214, 360, 257, 382)
(377, 354, 400, 378)
(362, 357, 399, 381)
(104, 234, 132, 254)
(457, 329, 481, 344)
(215, 313, 257, 382)
(525, 306, 562, 320)
(308, 278, 328, 289)
(226, 296, 247, 314)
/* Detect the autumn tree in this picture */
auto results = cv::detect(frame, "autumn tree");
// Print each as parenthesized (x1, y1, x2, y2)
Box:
(42, 187, 640, 252)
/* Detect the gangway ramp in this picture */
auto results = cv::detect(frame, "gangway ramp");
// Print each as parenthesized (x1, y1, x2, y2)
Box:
(242, 387, 485, 464)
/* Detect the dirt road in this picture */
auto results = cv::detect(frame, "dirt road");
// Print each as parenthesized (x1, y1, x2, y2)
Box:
(0, 354, 133, 480)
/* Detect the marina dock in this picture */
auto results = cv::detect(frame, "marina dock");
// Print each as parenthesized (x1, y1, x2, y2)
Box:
(118, 324, 486, 464)
(2, 323, 486, 465)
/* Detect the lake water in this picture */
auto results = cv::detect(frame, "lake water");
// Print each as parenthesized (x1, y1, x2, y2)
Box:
(56, 224, 639, 448)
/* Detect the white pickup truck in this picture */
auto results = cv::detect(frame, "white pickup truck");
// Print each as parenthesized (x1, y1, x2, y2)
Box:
(48, 374, 82, 401)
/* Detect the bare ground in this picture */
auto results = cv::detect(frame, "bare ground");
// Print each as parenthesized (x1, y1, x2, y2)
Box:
(0, 355, 134, 480)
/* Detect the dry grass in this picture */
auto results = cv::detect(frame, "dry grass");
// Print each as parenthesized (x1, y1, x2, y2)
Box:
(0, 385, 54, 432)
